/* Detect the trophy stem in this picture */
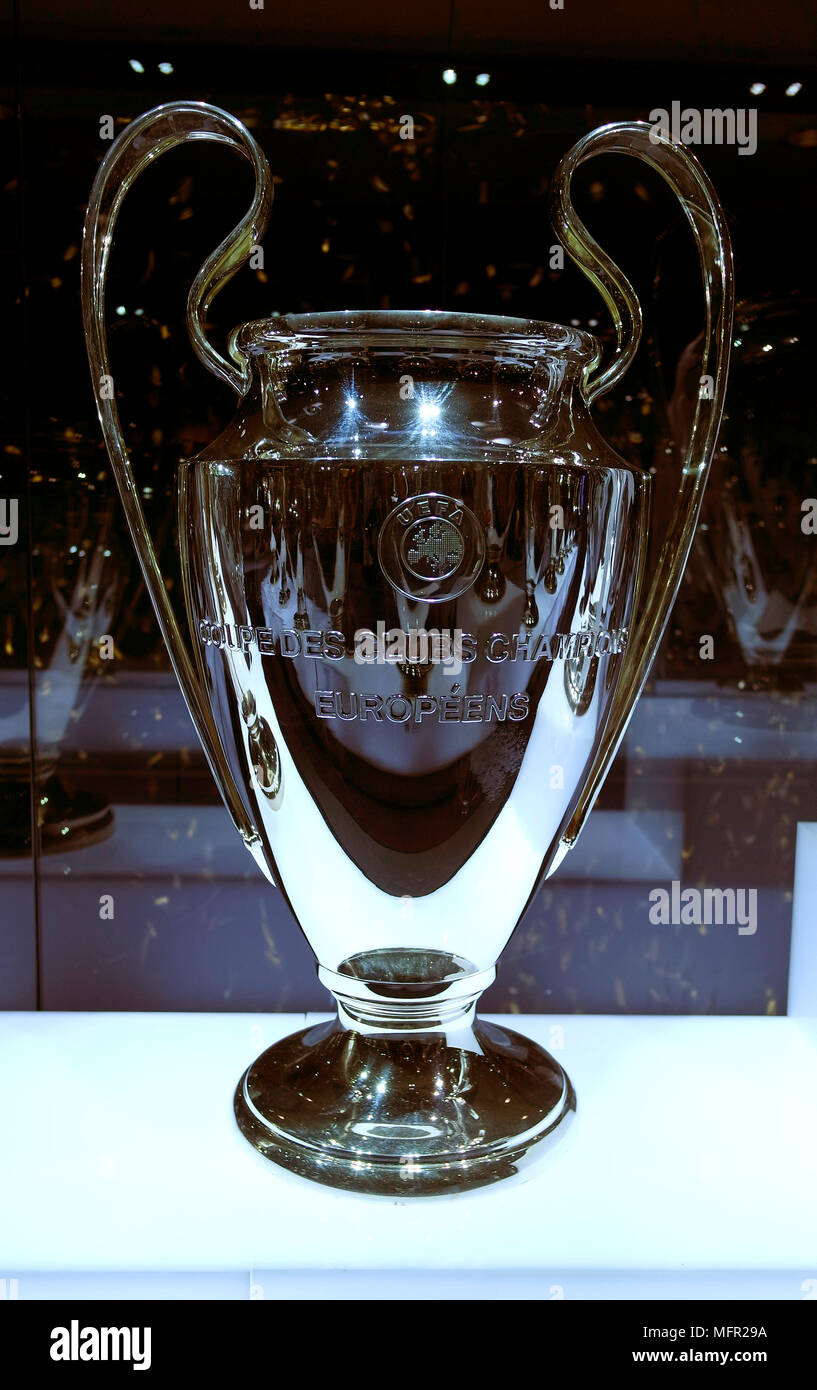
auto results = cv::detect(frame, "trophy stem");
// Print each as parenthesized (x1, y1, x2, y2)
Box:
(234, 956, 576, 1195)
(319, 955, 497, 1035)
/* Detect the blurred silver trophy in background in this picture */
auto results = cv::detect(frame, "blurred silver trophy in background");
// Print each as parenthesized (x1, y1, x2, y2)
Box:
(0, 444, 118, 856)
(669, 297, 817, 692)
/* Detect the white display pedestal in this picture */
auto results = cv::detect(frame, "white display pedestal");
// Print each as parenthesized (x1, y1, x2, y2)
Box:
(1, 1011, 815, 1300)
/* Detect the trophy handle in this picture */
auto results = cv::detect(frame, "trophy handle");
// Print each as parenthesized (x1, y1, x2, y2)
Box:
(81, 102, 274, 850)
(548, 120, 734, 863)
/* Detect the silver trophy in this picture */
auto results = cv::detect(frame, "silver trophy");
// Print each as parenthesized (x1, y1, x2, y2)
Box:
(82, 104, 732, 1193)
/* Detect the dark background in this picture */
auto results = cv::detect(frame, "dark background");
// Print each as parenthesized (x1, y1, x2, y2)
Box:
(2, 0, 816, 1014)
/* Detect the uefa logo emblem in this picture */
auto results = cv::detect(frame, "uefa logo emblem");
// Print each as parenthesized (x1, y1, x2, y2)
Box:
(402, 516, 465, 581)
(378, 493, 485, 602)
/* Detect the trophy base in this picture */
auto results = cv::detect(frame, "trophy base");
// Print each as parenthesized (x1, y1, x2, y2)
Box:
(0, 771, 114, 856)
(38, 774, 115, 854)
(234, 1014, 575, 1196)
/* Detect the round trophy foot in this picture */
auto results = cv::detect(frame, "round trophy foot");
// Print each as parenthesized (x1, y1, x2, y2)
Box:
(38, 775, 115, 854)
(234, 1015, 575, 1196)
(0, 772, 115, 856)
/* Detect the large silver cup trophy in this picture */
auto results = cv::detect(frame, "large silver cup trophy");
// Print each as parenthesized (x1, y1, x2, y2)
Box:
(82, 104, 732, 1194)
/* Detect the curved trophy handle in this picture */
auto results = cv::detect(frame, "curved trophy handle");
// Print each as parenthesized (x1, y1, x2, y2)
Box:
(548, 120, 734, 864)
(81, 101, 274, 849)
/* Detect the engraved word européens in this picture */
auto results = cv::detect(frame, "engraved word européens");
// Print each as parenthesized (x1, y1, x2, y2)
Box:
(314, 688, 531, 725)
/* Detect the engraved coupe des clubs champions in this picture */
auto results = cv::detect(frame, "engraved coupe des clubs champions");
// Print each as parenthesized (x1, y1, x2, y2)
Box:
(196, 620, 631, 725)
(197, 485, 629, 725)
(197, 619, 631, 667)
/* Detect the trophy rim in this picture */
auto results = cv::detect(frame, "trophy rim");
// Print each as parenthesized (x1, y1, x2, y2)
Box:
(234, 308, 599, 361)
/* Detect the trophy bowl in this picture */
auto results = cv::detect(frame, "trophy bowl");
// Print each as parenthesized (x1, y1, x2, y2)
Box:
(82, 103, 732, 1194)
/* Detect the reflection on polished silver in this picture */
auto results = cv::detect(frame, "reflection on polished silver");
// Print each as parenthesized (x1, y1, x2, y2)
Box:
(82, 103, 733, 1194)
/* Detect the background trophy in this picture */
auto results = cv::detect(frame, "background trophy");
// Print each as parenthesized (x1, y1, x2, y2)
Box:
(667, 296, 817, 692)
(82, 103, 732, 1194)
(1, 441, 119, 856)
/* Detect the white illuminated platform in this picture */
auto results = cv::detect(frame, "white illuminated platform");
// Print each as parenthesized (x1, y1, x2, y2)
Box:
(0, 1011, 815, 1299)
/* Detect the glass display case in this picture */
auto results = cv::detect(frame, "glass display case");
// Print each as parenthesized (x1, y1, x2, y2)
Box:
(4, 32, 816, 1028)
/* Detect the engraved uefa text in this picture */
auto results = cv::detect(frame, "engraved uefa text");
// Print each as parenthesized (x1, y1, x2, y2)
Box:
(377, 492, 486, 601)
